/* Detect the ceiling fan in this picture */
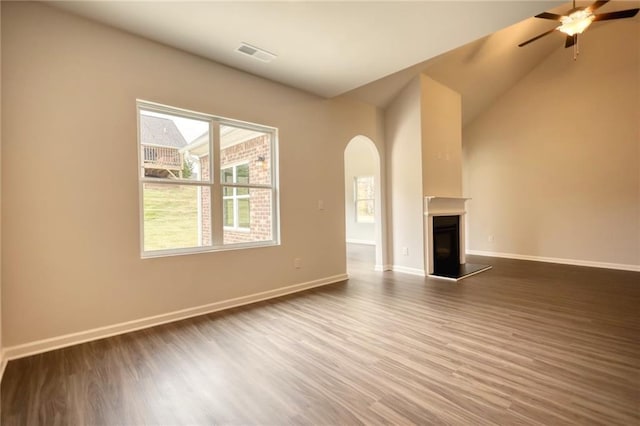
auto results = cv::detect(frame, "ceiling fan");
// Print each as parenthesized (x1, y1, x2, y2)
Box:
(518, 0, 639, 58)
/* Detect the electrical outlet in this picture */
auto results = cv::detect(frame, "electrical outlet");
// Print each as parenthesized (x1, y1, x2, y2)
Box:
(402, 247, 409, 256)
(294, 258, 302, 269)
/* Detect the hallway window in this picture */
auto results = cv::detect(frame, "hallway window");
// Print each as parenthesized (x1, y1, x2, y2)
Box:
(355, 176, 375, 223)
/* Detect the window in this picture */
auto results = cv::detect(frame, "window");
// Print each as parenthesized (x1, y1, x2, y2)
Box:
(222, 163, 250, 230)
(138, 101, 278, 257)
(355, 176, 374, 223)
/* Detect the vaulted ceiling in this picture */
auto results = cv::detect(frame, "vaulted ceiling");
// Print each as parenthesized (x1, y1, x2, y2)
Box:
(348, 1, 639, 125)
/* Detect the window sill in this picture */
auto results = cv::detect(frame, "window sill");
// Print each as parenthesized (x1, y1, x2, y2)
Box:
(141, 240, 279, 259)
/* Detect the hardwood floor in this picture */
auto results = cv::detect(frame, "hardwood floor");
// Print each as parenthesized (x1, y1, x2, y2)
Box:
(2, 249, 639, 425)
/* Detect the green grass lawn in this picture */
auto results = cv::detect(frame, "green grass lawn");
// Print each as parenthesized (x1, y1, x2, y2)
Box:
(143, 184, 199, 251)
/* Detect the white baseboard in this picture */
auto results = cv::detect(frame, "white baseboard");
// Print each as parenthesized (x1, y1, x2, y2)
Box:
(374, 264, 392, 272)
(3, 274, 349, 361)
(467, 250, 640, 272)
(346, 239, 376, 246)
(391, 265, 426, 276)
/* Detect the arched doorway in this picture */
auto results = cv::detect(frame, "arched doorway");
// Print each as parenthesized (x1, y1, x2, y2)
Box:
(344, 135, 384, 272)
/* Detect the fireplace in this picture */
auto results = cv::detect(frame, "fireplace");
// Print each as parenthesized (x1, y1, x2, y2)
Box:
(424, 196, 491, 280)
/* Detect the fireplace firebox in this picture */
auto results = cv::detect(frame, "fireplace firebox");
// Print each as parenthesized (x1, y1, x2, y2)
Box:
(433, 215, 460, 275)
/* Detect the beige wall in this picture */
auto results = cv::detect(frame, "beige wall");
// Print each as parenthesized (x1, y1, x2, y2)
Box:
(1, 2, 384, 347)
(463, 19, 640, 267)
(385, 78, 424, 271)
(344, 136, 377, 244)
(420, 75, 462, 197)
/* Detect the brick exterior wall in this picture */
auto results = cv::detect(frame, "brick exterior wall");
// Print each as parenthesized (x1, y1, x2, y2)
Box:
(200, 159, 211, 245)
(198, 135, 272, 245)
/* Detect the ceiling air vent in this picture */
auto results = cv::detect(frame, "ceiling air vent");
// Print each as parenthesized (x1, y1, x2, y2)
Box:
(236, 42, 277, 63)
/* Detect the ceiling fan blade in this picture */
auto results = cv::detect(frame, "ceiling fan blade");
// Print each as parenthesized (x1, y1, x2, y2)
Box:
(593, 8, 639, 21)
(518, 28, 558, 47)
(587, 0, 609, 13)
(565, 34, 577, 48)
(535, 12, 564, 21)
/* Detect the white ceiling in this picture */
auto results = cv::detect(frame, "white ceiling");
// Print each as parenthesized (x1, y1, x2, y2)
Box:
(49, 1, 563, 98)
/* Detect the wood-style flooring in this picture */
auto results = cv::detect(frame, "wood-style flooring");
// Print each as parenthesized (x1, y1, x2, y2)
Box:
(2, 245, 639, 425)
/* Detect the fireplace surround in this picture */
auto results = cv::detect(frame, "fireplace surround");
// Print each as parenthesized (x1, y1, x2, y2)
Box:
(424, 196, 490, 280)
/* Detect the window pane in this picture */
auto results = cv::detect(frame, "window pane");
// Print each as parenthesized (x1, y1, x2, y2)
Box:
(220, 124, 272, 185)
(237, 187, 249, 196)
(236, 164, 250, 184)
(356, 200, 375, 223)
(356, 176, 374, 200)
(224, 188, 273, 245)
(238, 199, 250, 228)
(143, 183, 211, 251)
(223, 187, 234, 197)
(223, 199, 234, 227)
(140, 109, 209, 182)
(222, 167, 233, 184)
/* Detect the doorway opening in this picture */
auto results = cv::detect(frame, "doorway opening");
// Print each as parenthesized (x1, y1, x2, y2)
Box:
(344, 136, 383, 273)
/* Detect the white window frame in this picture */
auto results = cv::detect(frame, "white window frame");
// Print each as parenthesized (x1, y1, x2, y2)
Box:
(354, 176, 375, 224)
(222, 161, 251, 232)
(137, 100, 279, 258)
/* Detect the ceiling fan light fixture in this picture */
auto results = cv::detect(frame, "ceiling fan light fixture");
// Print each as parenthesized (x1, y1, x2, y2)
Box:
(558, 9, 595, 36)
(519, 0, 638, 52)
